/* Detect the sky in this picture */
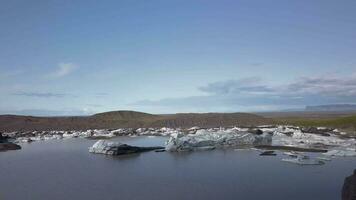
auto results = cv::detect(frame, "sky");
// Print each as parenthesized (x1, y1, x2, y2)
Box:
(1, 0, 356, 116)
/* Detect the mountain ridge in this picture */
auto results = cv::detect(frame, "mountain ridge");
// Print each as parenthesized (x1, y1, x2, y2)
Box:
(0, 110, 272, 131)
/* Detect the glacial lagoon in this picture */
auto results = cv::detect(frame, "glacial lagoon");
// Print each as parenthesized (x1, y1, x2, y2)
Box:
(1, 136, 355, 200)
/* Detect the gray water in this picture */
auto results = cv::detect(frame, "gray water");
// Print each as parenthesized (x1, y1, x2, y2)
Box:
(1, 136, 355, 200)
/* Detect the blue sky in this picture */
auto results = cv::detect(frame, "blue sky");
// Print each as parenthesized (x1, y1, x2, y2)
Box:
(1, 0, 356, 115)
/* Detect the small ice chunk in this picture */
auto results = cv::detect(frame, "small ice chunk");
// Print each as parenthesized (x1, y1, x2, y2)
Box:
(282, 156, 325, 165)
(323, 149, 356, 157)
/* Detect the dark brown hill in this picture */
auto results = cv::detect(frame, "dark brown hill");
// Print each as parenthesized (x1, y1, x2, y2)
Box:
(0, 111, 272, 131)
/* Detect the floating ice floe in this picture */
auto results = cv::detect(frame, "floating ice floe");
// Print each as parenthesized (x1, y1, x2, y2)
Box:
(165, 129, 272, 152)
(231, 127, 249, 132)
(188, 126, 200, 131)
(323, 149, 356, 157)
(62, 132, 77, 138)
(282, 156, 325, 165)
(283, 151, 299, 157)
(15, 137, 33, 143)
(316, 156, 332, 161)
(89, 140, 164, 155)
(89, 140, 123, 155)
(91, 129, 115, 138)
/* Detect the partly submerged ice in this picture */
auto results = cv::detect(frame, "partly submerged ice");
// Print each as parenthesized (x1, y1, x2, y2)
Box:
(323, 149, 356, 157)
(89, 140, 164, 155)
(282, 156, 325, 165)
(162, 126, 356, 165)
(165, 129, 272, 151)
(89, 140, 122, 155)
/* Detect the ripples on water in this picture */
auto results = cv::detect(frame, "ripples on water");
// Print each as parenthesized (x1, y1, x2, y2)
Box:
(1, 136, 355, 200)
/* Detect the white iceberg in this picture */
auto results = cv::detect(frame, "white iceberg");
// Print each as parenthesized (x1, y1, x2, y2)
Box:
(323, 149, 356, 157)
(91, 129, 115, 138)
(165, 130, 272, 152)
(89, 140, 122, 155)
(188, 126, 200, 131)
(15, 137, 33, 143)
(62, 132, 78, 138)
(282, 156, 325, 165)
(316, 156, 332, 161)
(89, 140, 164, 155)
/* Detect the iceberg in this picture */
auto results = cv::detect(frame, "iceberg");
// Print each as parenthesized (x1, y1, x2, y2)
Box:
(15, 137, 33, 143)
(62, 132, 78, 138)
(90, 129, 115, 138)
(323, 149, 356, 157)
(165, 130, 272, 152)
(89, 140, 164, 155)
(282, 156, 325, 165)
(316, 156, 332, 161)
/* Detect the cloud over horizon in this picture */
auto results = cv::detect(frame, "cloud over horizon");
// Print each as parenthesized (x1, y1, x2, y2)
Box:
(133, 73, 356, 112)
(199, 77, 276, 96)
(0, 108, 94, 116)
(200, 74, 356, 98)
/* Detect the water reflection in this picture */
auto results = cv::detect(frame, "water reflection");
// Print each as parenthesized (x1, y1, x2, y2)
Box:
(342, 169, 356, 200)
(111, 153, 141, 160)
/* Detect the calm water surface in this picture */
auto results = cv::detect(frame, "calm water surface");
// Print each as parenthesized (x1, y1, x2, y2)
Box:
(1, 136, 355, 200)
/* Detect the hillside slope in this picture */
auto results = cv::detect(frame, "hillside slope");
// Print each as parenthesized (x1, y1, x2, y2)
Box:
(0, 111, 271, 131)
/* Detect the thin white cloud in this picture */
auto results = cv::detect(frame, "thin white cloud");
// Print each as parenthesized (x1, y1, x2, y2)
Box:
(47, 63, 78, 78)
(199, 77, 275, 95)
(0, 69, 25, 79)
(12, 92, 68, 98)
(287, 75, 356, 97)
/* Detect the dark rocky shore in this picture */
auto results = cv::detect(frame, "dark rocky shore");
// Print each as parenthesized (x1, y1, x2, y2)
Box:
(342, 169, 356, 200)
(0, 133, 21, 152)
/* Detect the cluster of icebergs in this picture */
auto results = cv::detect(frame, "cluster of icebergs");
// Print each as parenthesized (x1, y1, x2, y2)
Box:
(164, 126, 355, 151)
(3, 125, 356, 165)
(278, 148, 356, 165)
(3, 127, 179, 143)
(161, 126, 356, 165)
(263, 126, 353, 148)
